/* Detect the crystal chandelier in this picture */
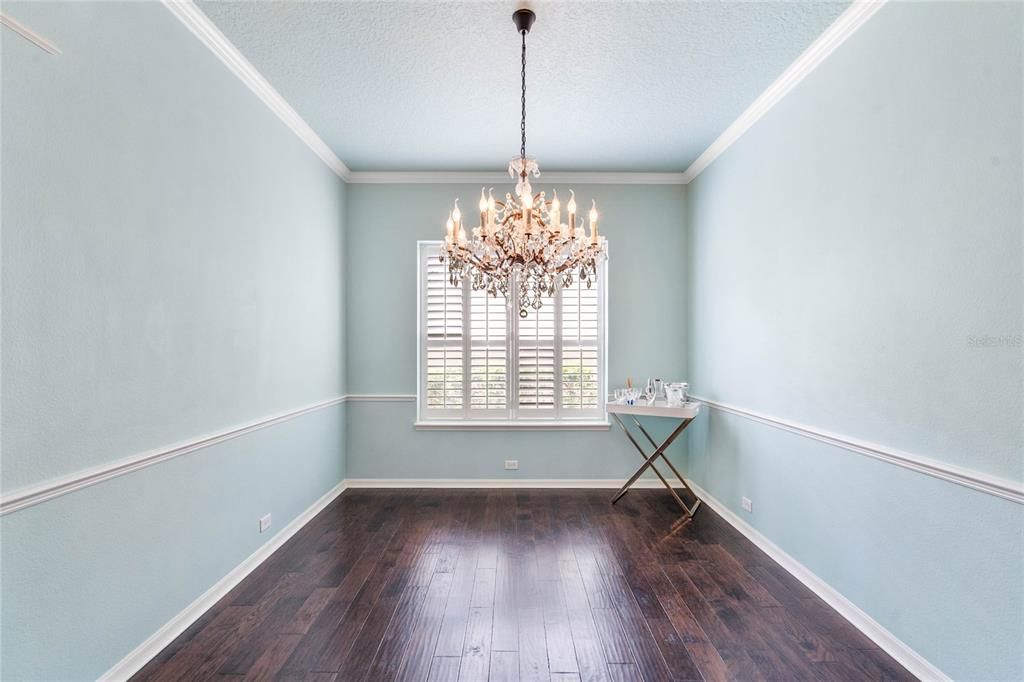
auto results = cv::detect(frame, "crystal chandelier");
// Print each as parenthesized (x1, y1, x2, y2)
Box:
(441, 8, 607, 318)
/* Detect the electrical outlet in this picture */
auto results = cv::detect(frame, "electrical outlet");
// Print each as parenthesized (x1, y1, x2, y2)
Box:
(741, 497, 753, 513)
(259, 513, 272, 533)
(504, 459, 519, 470)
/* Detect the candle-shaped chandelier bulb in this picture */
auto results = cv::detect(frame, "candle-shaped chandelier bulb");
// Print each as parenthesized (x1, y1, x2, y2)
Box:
(478, 188, 488, 232)
(567, 190, 577, 235)
(438, 8, 606, 317)
(550, 190, 560, 230)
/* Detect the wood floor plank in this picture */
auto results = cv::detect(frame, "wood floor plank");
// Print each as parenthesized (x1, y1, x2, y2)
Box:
(313, 503, 430, 672)
(541, 579, 580, 674)
(606, 663, 643, 682)
(285, 513, 407, 670)
(515, 548, 550, 682)
(559, 559, 611, 682)
(602, 515, 701, 681)
(241, 633, 302, 681)
(396, 571, 456, 682)
(132, 490, 915, 682)
(590, 608, 634, 666)
(139, 605, 251, 682)
(458, 606, 493, 681)
(365, 581, 432, 681)
(491, 552, 519, 652)
(435, 544, 481, 657)
(427, 656, 463, 682)
(471, 567, 497, 608)
(368, 539, 450, 681)
(275, 671, 337, 682)
(337, 518, 438, 679)
(488, 650, 520, 682)
(284, 587, 336, 635)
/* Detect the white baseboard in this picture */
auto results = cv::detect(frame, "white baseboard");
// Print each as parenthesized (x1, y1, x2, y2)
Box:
(685, 480, 950, 682)
(99, 481, 347, 681)
(342, 478, 666, 489)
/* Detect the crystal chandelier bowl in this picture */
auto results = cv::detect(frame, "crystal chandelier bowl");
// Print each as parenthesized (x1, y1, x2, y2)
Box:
(440, 8, 607, 318)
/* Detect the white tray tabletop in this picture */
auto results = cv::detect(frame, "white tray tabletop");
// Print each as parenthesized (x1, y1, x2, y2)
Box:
(606, 400, 701, 419)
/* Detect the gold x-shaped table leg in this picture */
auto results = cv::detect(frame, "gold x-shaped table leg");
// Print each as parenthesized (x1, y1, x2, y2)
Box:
(610, 413, 702, 517)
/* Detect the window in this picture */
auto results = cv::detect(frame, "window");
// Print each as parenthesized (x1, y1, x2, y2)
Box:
(417, 241, 606, 426)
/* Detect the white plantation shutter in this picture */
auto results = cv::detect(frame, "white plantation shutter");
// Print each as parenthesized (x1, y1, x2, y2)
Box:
(516, 290, 556, 416)
(419, 242, 605, 423)
(560, 274, 603, 417)
(422, 245, 464, 416)
(470, 285, 508, 414)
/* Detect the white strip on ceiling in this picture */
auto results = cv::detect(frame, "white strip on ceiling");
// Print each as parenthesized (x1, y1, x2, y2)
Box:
(161, 0, 352, 181)
(680, 0, 888, 183)
(164, 0, 886, 184)
(1, 11, 62, 55)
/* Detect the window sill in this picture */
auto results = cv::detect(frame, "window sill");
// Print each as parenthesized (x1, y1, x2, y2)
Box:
(414, 420, 610, 431)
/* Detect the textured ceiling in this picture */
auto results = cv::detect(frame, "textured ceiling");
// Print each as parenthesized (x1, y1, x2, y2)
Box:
(196, 1, 850, 172)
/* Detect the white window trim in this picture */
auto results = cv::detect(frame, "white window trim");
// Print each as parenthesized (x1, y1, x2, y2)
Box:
(416, 240, 609, 429)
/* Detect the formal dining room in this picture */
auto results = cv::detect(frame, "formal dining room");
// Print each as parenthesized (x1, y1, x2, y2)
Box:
(1, 0, 1021, 680)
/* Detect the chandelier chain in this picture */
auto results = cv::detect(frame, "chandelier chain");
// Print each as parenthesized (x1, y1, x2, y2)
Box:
(520, 29, 527, 160)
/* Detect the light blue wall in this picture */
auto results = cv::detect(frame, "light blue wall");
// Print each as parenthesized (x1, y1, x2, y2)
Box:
(0, 405, 346, 680)
(685, 2, 1023, 679)
(345, 183, 688, 479)
(1, 2, 347, 678)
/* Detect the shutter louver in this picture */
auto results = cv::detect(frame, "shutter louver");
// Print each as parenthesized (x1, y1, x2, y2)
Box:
(560, 276, 601, 411)
(470, 287, 508, 411)
(424, 249, 463, 411)
(518, 295, 556, 413)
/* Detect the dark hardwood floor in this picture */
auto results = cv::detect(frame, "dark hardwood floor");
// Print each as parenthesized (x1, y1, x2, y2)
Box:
(132, 489, 914, 681)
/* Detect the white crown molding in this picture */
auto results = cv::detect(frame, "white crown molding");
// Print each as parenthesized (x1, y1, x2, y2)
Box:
(692, 395, 1023, 505)
(99, 480, 346, 681)
(686, 479, 950, 681)
(1, 11, 61, 54)
(346, 171, 687, 185)
(680, 0, 887, 183)
(0, 396, 346, 516)
(161, 0, 885, 185)
(160, 0, 351, 181)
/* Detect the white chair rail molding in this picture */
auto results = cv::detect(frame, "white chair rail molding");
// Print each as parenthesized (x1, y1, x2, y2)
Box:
(2, 1, 1020, 681)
